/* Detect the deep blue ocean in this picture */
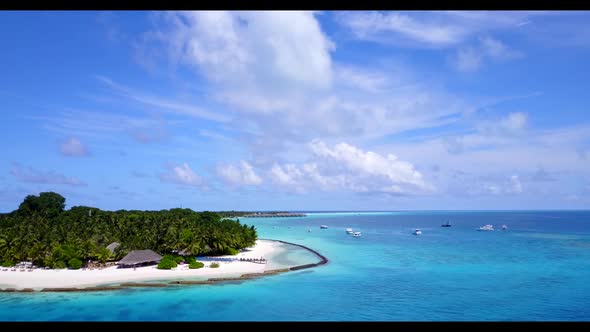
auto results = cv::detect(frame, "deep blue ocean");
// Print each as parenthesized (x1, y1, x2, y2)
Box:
(1, 211, 590, 321)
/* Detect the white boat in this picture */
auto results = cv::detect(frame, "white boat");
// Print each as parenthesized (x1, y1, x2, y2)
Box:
(345, 228, 353, 234)
(413, 229, 422, 235)
(501, 224, 508, 230)
(320, 225, 328, 229)
(477, 224, 494, 231)
(352, 231, 362, 237)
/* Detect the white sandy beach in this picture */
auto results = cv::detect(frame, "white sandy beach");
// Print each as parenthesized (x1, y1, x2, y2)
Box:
(0, 239, 286, 290)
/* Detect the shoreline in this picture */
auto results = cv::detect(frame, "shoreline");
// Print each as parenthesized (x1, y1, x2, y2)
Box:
(0, 239, 327, 293)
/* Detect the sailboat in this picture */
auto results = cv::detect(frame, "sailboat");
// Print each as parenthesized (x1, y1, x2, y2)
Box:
(441, 220, 451, 227)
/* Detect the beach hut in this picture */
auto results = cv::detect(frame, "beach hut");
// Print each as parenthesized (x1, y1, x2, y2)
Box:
(117, 249, 162, 268)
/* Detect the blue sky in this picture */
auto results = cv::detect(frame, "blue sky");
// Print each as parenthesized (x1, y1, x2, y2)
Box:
(1, 11, 590, 212)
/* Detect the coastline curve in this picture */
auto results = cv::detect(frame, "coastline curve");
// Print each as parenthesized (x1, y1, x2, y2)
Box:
(0, 239, 327, 293)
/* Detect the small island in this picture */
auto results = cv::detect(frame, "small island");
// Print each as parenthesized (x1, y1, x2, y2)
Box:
(0, 192, 326, 292)
(242, 212, 307, 218)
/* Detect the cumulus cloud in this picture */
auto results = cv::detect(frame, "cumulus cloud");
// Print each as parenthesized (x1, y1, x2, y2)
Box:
(217, 160, 262, 186)
(141, 10, 469, 155)
(266, 139, 432, 195)
(59, 137, 89, 157)
(160, 162, 204, 187)
(148, 11, 334, 93)
(10, 164, 87, 186)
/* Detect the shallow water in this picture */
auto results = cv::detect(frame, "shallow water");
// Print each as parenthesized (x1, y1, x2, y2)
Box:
(1, 211, 590, 321)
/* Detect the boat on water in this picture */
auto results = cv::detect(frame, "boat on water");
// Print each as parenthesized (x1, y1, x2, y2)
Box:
(477, 224, 494, 231)
(501, 224, 508, 230)
(441, 221, 452, 227)
(413, 229, 422, 235)
(352, 231, 362, 237)
(320, 225, 328, 229)
(308, 228, 312, 233)
(345, 228, 353, 234)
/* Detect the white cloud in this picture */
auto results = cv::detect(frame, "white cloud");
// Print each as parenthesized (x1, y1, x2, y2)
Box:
(151, 11, 334, 92)
(96, 76, 231, 123)
(509, 175, 523, 193)
(336, 11, 535, 48)
(452, 47, 483, 72)
(482, 175, 523, 195)
(479, 36, 523, 60)
(32, 109, 172, 144)
(266, 140, 432, 195)
(308, 139, 429, 189)
(337, 11, 467, 47)
(59, 137, 89, 157)
(160, 162, 204, 187)
(335, 65, 389, 93)
(217, 160, 262, 186)
(336, 11, 566, 49)
(451, 37, 523, 72)
(477, 112, 528, 136)
(500, 112, 528, 132)
(269, 163, 307, 193)
(10, 164, 87, 187)
(141, 10, 471, 158)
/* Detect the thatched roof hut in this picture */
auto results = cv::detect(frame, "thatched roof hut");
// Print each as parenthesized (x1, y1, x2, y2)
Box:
(106, 242, 120, 254)
(117, 249, 162, 268)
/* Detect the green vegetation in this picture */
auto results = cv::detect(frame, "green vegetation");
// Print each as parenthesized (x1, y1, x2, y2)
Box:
(2, 260, 14, 267)
(210, 262, 220, 268)
(186, 256, 197, 264)
(68, 258, 83, 270)
(189, 261, 204, 269)
(0, 192, 258, 268)
(157, 257, 178, 270)
(53, 261, 66, 269)
(173, 256, 184, 264)
(224, 248, 240, 255)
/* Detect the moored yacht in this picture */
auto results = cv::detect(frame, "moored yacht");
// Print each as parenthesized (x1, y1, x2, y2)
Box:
(477, 224, 494, 231)
(501, 224, 508, 230)
(320, 225, 328, 229)
(352, 231, 362, 237)
(345, 228, 353, 234)
(413, 229, 422, 235)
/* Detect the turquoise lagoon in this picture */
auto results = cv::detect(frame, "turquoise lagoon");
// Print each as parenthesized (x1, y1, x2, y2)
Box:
(1, 211, 590, 321)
